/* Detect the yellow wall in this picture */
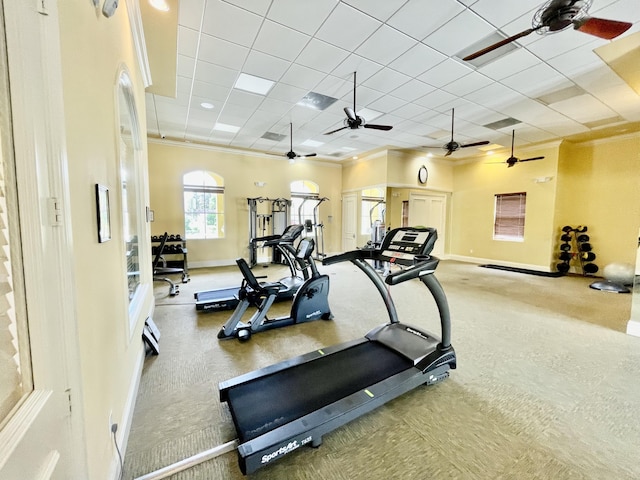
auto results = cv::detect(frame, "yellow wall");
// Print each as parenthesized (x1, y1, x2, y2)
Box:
(58, 2, 152, 478)
(554, 135, 640, 271)
(148, 141, 343, 265)
(451, 143, 560, 268)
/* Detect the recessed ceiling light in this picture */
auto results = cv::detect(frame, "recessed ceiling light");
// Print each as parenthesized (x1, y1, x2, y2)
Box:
(200, 102, 215, 109)
(149, 0, 170, 11)
(234, 73, 274, 95)
(486, 150, 494, 155)
(425, 152, 433, 158)
(213, 123, 240, 133)
(352, 156, 358, 160)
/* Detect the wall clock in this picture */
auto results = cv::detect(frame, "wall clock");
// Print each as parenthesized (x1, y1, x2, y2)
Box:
(418, 165, 428, 184)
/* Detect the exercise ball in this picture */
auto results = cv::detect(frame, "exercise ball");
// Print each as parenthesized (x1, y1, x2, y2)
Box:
(603, 263, 635, 285)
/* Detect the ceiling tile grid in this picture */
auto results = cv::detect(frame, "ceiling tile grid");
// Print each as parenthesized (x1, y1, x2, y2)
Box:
(148, 0, 640, 160)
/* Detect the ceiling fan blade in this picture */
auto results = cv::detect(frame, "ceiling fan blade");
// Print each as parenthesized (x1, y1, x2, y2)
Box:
(364, 124, 393, 131)
(444, 149, 453, 157)
(462, 27, 538, 61)
(301, 153, 317, 158)
(461, 140, 490, 148)
(519, 156, 545, 162)
(574, 17, 632, 40)
(324, 126, 348, 135)
(344, 106, 357, 121)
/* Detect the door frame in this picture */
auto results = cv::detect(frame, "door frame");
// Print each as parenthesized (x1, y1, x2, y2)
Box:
(0, 1, 87, 478)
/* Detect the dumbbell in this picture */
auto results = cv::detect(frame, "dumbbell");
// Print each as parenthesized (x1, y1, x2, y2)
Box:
(561, 225, 573, 232)
(583, 263, 599, 274)
(575, 226, 588, 233)
(577, 234, 590, 243)
(559, 251, 572, 261)
(560, 243, 571, 252)
(581, 252, 596, 262)
(579, 242, 592, 252)
(557, 262, 570, 273)
(561, 234, 572, 242)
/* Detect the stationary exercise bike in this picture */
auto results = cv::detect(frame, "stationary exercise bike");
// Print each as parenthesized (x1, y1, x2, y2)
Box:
(218, 238, 332, 342)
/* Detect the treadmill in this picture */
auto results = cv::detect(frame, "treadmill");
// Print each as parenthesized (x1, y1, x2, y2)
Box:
(194, 224, 307, 312)
(219, 227, 456, 475)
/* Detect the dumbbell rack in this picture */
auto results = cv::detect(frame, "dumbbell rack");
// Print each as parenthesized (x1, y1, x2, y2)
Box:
(151, 233, 190, 282)
(556, 226, 598, 276)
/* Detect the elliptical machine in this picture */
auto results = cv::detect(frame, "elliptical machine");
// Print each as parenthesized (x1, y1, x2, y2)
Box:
(218, 238, 332, 342)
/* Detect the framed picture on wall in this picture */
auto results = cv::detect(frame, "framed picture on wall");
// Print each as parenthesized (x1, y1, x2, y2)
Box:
(95, 184, 111, 243)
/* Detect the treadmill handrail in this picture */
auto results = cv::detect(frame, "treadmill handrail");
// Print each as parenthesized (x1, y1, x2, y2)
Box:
(384, 257, 439, 286)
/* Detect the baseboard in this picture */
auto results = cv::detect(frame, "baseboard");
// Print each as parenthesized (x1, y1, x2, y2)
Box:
(447, 254, 553, 272)
(108, 333, 145, 480)
(627, 319, 640, 337)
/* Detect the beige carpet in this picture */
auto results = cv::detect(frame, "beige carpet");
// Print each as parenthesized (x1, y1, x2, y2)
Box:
(124, 260, 639, 479)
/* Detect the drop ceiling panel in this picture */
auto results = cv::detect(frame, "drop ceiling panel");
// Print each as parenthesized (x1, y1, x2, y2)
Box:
(469, 0, 541, 29)
(355, 25, 417, 65)
(363, 68, 411, 94)
(178, 26, 199, 57)
(242, 50, 291, 81)
(201, 1, 262, 47)
(549, 94, 617, 124)
(387, 0, 465, 41)
(315, 3, 382, 51)
(267, 0, 338, 35)
(197, 34, 248, 70)
(280, 64, 326, 91)
(223, 0, 271, 16)
(296, 39, 351, 73)
(390, 79, 435, 101)
(477, 49, 541, 81)
(441, 71, 494, 96)
(424, 9, 495, 56)
(387, 43, 447, 78)
(194, 61, 237, 88)
(253, 20, 310, 61)
(147, 0, 640, 159)
(418, 58, 473, 88)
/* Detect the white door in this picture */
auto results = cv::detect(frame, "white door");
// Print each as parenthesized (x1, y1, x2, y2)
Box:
(0, 2, 84, 479)
(342, 193, 358, 252)
(408, 193, 446, 256)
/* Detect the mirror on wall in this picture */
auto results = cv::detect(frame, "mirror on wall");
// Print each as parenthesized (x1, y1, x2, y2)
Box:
(117, 70, 144, 310)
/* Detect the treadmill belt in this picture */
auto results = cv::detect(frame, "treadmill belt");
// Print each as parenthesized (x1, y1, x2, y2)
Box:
(226, 342, 411, 441)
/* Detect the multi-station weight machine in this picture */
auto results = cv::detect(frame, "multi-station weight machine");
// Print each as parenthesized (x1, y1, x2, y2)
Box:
(247, 197, 291, 267)
(297, 196, 329, 261)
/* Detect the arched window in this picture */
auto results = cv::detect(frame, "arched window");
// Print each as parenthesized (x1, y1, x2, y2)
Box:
(361, 187, 385, 235)
(290, 180, 319, 226)
(183, 170, 225, 239)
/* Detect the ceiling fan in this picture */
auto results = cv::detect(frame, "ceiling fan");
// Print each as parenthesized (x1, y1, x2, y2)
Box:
(492, 130, 545, 167)
(463, 0, 632, 61)
(271, 123, 317, 161)
(324, 72, 393, 135)
(424, 108, 490, 156)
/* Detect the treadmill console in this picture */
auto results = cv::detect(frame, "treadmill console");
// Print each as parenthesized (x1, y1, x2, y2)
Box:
(379, 227, 437, 263)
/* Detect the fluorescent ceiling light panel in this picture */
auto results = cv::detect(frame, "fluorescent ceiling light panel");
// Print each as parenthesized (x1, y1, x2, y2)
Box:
(213, 123, 240, 133)
(456, 32, 518, 68)
(536, 85, 586, 105)
(301, 139, 324, 147)
(298, 91, 339, 111)
(341, 147, 357, 151)
(234, 73, 274, 95)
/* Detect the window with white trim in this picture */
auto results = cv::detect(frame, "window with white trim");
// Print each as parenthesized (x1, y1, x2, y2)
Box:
(290, 180, 319, 226)
(494, 192, 526, 241)
(184, 170, 225, 239)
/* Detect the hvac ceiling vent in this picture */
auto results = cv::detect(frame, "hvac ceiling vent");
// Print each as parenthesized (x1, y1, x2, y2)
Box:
(329, 152, 346, 157)
(261, 132, 286, 142)
(456, 31, 519, 68)
(298, 91, 339, 111)
(483, 117, 521, 130)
